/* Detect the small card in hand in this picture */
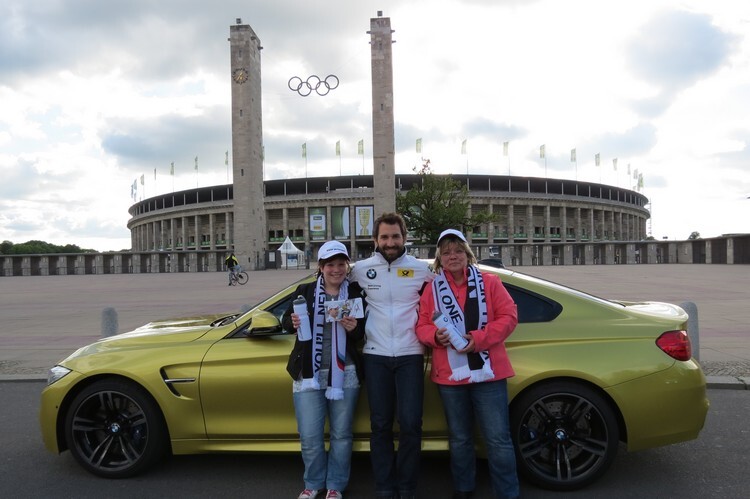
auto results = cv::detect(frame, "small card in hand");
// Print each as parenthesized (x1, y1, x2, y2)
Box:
(325, 297, 364, 322)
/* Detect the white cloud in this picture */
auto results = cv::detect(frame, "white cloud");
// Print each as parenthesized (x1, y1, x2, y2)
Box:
(1, 0, 749, 250)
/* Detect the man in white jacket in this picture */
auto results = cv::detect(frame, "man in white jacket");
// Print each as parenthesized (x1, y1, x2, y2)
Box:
(350, 212, 433, 499)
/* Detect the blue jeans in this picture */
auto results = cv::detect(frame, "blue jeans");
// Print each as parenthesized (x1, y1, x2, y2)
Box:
(437, 380, 519, 499)
(363, 354, 424, 497)
(227, 265, 239, 284)
(293, 386, 360, 491)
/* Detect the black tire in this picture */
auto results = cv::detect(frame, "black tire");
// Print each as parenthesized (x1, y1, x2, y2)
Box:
(64, 379, 168, 478)
(510, 380, 619, 491)
(236, 272, 249, 285)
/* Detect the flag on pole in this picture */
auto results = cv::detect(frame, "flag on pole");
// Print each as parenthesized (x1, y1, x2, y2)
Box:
(153, 168, 156, 180)
(627, 163, 631, 175)
(416, 138, 422, 153)
(570, 148, 576, 162)
(140, 174, 144, 185)
(540, 144, 545, 158)
(302, 143, 307, 158)
(638, 173, 644, 189)
(335, 140, 341, 157)
(170, 162, 174, 175)
(261, 145, 265, 161)
(633, 168, 638, 179)
(595, 153, 600, 166)
(503, 141, 509, 156)
(194, 156, 198, 171)
(613, 158, 618, 170)
(358, 139, 364, 155)
(461, 139, 467, 154)
(225, 151, 229, 165)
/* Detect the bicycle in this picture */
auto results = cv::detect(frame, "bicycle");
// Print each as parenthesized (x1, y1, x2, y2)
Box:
(229, 268, 249, 285)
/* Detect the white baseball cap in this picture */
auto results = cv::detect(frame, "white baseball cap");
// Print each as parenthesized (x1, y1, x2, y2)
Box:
(437, 228, 467, 245)
(318, 240, 350, 261)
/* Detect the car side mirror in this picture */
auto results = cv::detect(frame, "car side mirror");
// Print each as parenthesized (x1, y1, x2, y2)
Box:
(245, 311, 283, 337)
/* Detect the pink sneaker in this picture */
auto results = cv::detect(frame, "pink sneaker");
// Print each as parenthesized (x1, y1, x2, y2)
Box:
(297, 489, 320, 499)
(326, 490, 343, 499)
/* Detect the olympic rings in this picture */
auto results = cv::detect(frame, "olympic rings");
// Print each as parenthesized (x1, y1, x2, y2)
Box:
(288, 74, 340, 96)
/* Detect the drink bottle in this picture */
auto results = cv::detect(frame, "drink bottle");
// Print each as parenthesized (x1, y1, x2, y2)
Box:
(293, 296, 312, 341)
(432, 311, 469, 350)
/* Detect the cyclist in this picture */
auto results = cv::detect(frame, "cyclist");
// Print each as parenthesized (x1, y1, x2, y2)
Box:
(225, 252, 240, 286)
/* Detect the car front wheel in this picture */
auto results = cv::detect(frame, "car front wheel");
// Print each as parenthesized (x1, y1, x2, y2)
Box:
(510, 380, 619, 491)
(64, 379, 167, 478)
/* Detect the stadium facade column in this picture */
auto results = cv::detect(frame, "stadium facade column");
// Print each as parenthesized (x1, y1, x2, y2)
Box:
(368, 12, 396, 217)
(229, 20, 266, 270)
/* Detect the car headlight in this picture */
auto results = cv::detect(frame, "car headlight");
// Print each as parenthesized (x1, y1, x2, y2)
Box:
(47, 365, 72, 386)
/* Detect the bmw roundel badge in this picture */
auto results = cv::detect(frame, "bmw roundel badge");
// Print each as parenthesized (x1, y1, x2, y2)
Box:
(366, 268, 377, 279)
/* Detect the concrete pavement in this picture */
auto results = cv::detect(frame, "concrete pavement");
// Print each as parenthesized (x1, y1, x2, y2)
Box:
(1, 264, 748, 388)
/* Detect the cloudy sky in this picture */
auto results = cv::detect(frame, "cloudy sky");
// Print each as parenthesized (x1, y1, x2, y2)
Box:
(2, 0, 749, 251)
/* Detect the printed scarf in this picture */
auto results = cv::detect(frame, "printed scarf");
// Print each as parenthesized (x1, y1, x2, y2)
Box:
(432, 265, 494, 382)
(300, 275, 348, 400)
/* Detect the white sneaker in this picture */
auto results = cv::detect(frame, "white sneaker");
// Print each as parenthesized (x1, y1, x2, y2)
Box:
(326, 490, 343, 499)
(297, 489, 320, 499)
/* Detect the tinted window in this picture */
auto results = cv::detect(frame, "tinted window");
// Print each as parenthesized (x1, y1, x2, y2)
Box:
(504, 283, 562, 323)
(265, 294, 295, 326)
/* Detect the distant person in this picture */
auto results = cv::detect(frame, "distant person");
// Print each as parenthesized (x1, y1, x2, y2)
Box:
(225, 253, 239, 285)
(350, 212, 433, 499)
(283, 240, 366, 499)
(416, 229, 520, 499)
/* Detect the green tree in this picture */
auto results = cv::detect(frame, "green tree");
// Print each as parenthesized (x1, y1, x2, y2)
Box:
(688, 231, 701, 240)
(396, 160, 495, 244)
(2, 240, 97, 254)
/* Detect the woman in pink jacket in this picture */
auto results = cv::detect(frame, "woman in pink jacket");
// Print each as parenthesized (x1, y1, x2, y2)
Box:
(416, 229, 519, 499)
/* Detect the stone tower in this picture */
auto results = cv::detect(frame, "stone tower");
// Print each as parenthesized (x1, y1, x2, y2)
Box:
(229, 20, 266, 270)
(368, 13, 396, 216)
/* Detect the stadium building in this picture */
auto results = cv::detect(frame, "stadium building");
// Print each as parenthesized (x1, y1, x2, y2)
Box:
(125, 14, 657, 270)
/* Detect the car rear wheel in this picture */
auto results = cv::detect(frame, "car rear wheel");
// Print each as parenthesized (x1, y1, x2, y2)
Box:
(510, 380, 619, 491)
(64, 379, 167, 478)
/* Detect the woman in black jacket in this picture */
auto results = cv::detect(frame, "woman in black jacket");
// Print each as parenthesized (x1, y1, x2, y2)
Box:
(282, 240, 365, 499)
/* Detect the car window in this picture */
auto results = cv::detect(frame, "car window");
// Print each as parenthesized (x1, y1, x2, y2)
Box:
(265, 294, 295, 331)
(504, 283, 562, 323)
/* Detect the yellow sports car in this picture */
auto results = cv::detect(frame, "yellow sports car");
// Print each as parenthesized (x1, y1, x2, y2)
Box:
(39, 264, 708, 491)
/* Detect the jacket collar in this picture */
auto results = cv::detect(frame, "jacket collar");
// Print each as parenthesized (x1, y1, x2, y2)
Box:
(374, 246, 407, 264)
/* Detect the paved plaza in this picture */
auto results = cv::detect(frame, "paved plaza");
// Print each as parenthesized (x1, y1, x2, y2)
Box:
(1, 264, 748, 385)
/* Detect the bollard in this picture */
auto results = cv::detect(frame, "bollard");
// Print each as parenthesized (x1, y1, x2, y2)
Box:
(101, 307, 119, 337)
(680, 301, 699, 361)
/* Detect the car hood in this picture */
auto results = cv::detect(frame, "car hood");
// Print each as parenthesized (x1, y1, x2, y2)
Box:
(61, 313, 230, 362)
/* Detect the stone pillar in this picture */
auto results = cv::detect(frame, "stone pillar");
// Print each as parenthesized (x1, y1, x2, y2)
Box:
(369, 13, 397, 216)
(508, 205, 515, 243)
(181, 216, 187, 251)
(170, 218, 176, 251)
(230, 21, 266, 270)
(194, 214, 200, 250)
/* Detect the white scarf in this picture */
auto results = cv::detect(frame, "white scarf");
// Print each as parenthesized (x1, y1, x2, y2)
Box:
(300, 275, 348, 400)
(432, 265, 494, 383)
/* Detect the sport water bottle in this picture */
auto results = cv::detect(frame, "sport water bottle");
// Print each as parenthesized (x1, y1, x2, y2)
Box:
(432, 311, 469, 350)
(293, 295, 312, 341)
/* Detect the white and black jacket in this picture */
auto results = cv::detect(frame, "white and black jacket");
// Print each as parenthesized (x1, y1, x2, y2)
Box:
(350, 249, 433, 357)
